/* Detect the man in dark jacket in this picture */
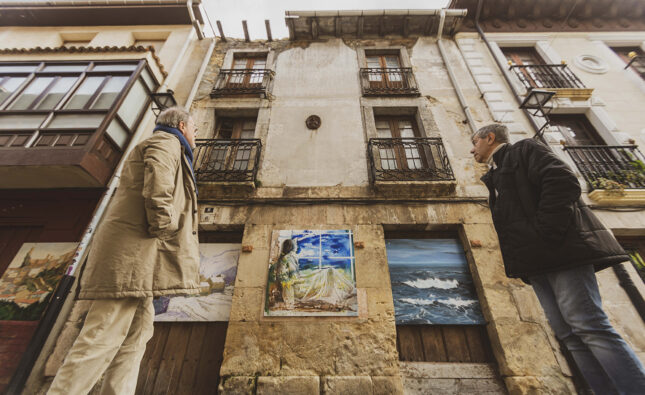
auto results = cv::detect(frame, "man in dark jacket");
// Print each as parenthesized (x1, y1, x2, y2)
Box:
(471, 124, 645, 394)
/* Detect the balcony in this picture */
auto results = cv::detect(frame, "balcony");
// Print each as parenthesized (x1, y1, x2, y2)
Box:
(510, 64, 593, 100)
(193, 138, 262, 196)
(359, 68, 420, 96)
(368, 138, 455, 196)
(210, 69, 273, 98)
(563, 145, 645, 205)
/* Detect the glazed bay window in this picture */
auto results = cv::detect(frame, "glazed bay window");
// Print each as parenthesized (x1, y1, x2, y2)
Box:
(0, 60, 158, 188)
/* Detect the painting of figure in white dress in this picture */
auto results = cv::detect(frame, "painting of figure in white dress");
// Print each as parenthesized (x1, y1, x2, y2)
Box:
(265, 230, 357, 317)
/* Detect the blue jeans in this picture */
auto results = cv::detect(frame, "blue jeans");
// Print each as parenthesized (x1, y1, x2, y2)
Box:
(530, 264, 645, 395)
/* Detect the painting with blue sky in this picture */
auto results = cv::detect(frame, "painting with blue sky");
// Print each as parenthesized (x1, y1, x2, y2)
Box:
(386, 238, 485, 325)
(265, 230, 357, 316)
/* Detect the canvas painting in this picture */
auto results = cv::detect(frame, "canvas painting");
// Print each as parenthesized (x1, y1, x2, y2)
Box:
(265, 230, 357, 316)
(0, 243, 76, 321)
(154, 243, 240, 321)
(386, 238, 485, 325)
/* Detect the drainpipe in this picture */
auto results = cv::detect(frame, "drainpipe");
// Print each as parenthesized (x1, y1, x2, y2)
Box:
(187, 0, 205, 40)
(436, 8, 477, 133)
(473, 0, 545, 141)
(185, 37, 216, 108)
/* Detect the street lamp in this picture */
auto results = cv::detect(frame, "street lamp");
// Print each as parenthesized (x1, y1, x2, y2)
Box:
(150, 89, 177, 116)
(519, 89, 555, 138)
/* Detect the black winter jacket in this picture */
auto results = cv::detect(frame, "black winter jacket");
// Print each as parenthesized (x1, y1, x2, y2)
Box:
(481, 139, 628, 279)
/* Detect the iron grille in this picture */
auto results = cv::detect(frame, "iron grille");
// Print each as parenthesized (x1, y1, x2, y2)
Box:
(509, 64, 587, 91)
(210, 69, 273, 98)
(193, 138, 262, 183)
(563, 145, 645, 190)
(368, 137, 455, 182)
(359, 67, 420, 96)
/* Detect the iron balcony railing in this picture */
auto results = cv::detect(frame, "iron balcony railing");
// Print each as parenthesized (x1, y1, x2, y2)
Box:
(193, 138, 262, 183)
(210, 69, 274, 98)
(368, 137, 455, 182)
(563, 145, 645, 190)
(359, 67, 420, 96)
(509, 64, 587, 91)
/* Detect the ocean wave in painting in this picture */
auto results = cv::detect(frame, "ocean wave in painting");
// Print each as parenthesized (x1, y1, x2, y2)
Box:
(400, 297, 477, 308)
(403, 277, 459, 290)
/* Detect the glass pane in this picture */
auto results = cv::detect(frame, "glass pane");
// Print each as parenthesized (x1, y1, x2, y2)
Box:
(42, 65, 87, 72)
(140, 68, 157, 91)
(0, 115, 46, 129)
(48, 114, 104, 128)
(252, 59, 266, 69)
(35, 77, 78, 110)
(232, 58, 247, 69)
(91, 76, 129, 110)
(64, 76, 104, 109)
(366, 57, 381, 68)
(0, 77, 26, 104)
(116, 79, 147, 129)
(0, 65, 38, 73)
(106, 119, 129, 149)
(398, 121, 415, 138)
(240, 130, 254, 139)
(92, 64, 138, 72)
(9, 77, 54, 110)
(385, 56, 401, 68)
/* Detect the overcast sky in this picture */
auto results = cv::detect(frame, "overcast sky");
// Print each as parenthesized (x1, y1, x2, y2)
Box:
(201, 0, 450, 40)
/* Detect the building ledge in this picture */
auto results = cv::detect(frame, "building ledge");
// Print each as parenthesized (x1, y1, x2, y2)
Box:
(197, 181, 256, 199)
(373, 180, 456, 198)
(588, 189, 645, 206)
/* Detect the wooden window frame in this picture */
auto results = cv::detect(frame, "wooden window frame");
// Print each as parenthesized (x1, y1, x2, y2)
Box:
(375, 115, 429, 171)
(548, 114, 605, 146)
(226, 55, 268, 89)
(0, 60, 159, 153)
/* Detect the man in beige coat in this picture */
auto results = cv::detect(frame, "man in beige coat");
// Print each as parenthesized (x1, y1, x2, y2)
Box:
(49, 107, 200, 395)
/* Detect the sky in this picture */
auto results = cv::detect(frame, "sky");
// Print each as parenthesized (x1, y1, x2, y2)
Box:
(201, 0, 450, 40)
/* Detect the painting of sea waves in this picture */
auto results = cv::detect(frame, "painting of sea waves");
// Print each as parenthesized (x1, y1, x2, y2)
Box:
(386, 239, 485, 325)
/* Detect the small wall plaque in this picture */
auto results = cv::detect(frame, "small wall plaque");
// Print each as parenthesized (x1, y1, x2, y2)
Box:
(306, 115, 321, 130)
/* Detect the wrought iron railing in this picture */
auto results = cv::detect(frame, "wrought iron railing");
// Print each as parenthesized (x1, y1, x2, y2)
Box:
(563, 145, 645, 190)
(509, 64, 587, 91)
(210, 69, 273, 98)
(625, 55, 645, 79)
(368, 138, 455, 182)
(359, 68, 420, 96)
(193, 138, 262, 183)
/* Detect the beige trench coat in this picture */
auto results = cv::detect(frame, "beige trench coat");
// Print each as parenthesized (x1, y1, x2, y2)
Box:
(79, 132, 200, 299)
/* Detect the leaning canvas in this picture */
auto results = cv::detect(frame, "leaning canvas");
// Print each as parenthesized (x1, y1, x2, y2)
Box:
(154, 243, 240, 321)
(0, 243, 77, 321)
(265, 229, 358, 317)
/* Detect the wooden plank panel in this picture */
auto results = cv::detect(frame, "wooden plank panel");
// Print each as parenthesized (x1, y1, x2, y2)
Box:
(153, 323, 192, 394)
(396, 325, 424, 362)
(194, 322, 228, 395)
(419, 326, 447, 362)
(138, 323, 170, 395)
(176, 323, 208, 395)
(464, 326, 489, 362)
(442, 326, 471, 362)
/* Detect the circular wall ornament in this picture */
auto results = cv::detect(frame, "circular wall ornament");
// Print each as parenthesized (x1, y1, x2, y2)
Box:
(574, 54, 609, 74)
(306, 115, 321, 130)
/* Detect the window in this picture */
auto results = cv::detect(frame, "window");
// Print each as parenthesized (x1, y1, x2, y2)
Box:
(360, 50, 418, 96)
(375, 116, 425, 170)
(228, 56, 267, 87)
(613, 47, 645, 79)
(548, 115, 604, 146)
(0, 61, 158, 151)
(385, 235, 492, 362)
(366, 54, 403, 86)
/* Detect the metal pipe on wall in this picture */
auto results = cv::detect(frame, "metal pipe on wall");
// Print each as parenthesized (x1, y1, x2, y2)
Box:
(436, 9, 478, 134)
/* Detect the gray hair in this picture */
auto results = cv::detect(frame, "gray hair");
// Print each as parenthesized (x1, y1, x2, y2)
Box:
(156, 106, 191, 129)
(473, 123, 509, 144)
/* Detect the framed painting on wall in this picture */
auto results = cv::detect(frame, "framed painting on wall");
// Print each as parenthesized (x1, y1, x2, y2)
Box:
(0, 243, 76, 321)
(386, 238, 485, 325)
(264, 229, 358, 317)
(154, 243, 240, 322)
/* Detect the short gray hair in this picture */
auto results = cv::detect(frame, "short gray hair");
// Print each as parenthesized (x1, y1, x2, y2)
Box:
(473, 123, 509, 144)
(156, 106, 191, 129)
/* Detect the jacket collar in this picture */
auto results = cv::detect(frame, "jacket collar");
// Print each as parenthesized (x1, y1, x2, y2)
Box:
(486, 143, 508, 170)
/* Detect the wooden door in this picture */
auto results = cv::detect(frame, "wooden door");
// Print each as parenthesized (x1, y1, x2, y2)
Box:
(504, 47, 545, 88)
(366, 55, 403, 90)
(375, 117, 428, 172)
(548, 115, 604, 146)
(206, 118, 256, 172)
(227, 57, 266, 89)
